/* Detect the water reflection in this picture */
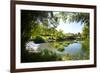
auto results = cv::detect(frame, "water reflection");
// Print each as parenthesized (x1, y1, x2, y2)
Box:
(26, 41, 84, 56)
(63, 42, 82, 55)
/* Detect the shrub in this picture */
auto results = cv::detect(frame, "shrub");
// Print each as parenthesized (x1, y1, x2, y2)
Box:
(22, 48, 60, 62)
(57, 45, 64, 52)
(33, 36, 46, 43)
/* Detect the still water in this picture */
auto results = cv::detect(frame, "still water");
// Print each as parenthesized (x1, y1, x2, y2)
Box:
(26, 41, 84, 56)
(63, 42, 83, 55)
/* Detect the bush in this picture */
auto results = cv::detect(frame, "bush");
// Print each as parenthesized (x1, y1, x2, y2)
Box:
(57, 45, 64, 51)
(21, 48, 60, 62)
(81, 38, 90, 59)
(33, 36, 46, 43)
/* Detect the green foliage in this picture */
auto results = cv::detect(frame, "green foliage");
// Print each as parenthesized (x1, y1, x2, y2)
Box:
(81, 38, 89, 59)
(33, 36, 46, 43)
(40, 49, 58, 59)
(58, 12, 90, 60)
(61, 54, 83, 60)
(81, 23, 89, 59)
(49, 41, 72, 52)
(57, 45, 64, 51)
(82, 39, 89, 51)
(21, 10, 90, 62)
(21, 10, 59, 55)
(21, 49, 59, 62)
(61, 53, 87, 60)
(61, 54, 73, 60)
(82, 24, 89, 40)
(59, 12, 89, 25)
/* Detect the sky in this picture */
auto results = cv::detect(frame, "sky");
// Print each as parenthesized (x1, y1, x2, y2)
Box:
(56, 20, 83, 33)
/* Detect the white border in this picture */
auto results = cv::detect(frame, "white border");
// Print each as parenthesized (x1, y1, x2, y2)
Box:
(16, 4, 94, 69)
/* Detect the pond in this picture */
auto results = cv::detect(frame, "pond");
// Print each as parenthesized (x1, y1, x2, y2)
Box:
(63, 42, 83, 55)
(26, 41, 84, 56)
